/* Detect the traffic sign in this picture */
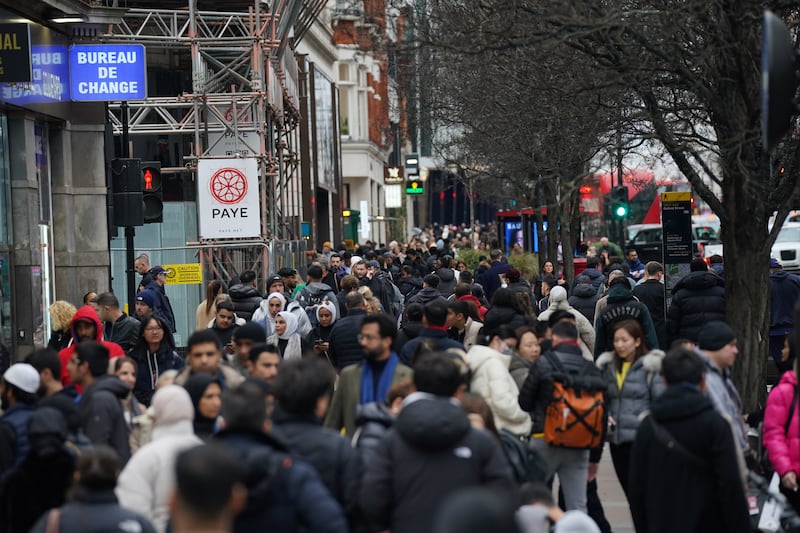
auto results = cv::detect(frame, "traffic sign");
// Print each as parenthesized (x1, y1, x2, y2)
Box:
(406, 178, 424, 195)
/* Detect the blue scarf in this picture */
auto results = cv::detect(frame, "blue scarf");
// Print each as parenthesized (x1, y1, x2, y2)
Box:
(360, 352, 399, 405)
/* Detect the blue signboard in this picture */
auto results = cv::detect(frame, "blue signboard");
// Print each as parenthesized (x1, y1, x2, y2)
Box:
(0, 45, 69, 104)
(69, 44, 146, 101)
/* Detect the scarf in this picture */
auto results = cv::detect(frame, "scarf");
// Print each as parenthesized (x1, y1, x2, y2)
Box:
(317, 300, 338, 323)
(267, 292, 287, 313)
(277, 311, 299, 339)
(360, 352, 399, 405)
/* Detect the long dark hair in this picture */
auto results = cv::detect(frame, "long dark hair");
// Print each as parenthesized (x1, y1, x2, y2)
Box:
(205, 280, 224, 314)
(612, 320, 648, 370)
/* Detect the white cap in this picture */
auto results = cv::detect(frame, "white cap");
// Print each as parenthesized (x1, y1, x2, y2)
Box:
(3, 363, 40, 394)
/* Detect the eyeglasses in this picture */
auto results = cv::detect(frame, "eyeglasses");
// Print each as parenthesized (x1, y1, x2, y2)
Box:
(357, 334, 381, 342)
(145, 326, 163, 332)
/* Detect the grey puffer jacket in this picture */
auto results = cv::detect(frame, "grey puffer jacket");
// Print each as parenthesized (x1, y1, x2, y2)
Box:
(596, 349, 665, 445)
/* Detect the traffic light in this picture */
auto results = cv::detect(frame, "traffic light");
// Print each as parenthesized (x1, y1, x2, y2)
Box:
(611, 185, 629, 219)
(141, 161, 163, 223)
(111, 158, 143, 227)
(406, 178, 424, 195)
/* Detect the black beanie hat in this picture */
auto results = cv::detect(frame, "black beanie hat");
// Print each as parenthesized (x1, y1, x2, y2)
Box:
(697, 321, 736, 351)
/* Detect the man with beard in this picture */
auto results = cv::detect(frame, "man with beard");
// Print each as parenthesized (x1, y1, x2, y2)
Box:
(0, 363, 40, 472)
(325, 314, 413, 437)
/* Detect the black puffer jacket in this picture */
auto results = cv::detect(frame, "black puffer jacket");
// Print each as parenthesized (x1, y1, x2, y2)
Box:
(228, 283, 264, 321)
(272, 412, 361, 526)
(361, 394, 516, 533)
(666, 271, 725, 343)
(568, 283, 599, 324)
(31, 488, 155, 533)
(394, 321, 423, 354)
(328, 309, 366, 370)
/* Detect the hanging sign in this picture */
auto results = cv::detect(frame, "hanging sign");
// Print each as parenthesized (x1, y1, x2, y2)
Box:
(197, 158, 261, 239)
(69, 44, 147, 101)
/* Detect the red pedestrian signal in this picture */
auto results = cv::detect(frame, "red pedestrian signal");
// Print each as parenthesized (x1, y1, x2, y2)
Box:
(141, 162, 163, 223)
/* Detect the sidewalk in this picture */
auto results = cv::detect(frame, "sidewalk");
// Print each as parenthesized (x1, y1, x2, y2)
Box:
(596, 448, 634, 533)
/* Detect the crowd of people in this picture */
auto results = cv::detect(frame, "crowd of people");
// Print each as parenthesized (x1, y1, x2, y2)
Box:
(0, 232, 799, 532)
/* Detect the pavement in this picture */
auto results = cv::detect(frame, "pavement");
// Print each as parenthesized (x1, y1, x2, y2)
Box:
(552, 448, 634, 532)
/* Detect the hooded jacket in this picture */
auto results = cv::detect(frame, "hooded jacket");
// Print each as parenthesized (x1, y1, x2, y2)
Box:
(568, 282, 599, 324)
(58, 306, 125, 387)
(228, 283, 264, 321)
(666, 271, 725, 343)
(143, 281, 176, 333)
(576, 267, 605, 292)
(764, 370, 800, 478)
(435, 268, 457, 297)
(769, 270, 800, 335)
(466, 345, 532, 435)
(360, 393, 516, 533)
(406, 286, 447, 306)
(213, 428, 348, 533)
(594, 285, 659, 357)
(129, 329, 185, 407)
(78, 374, 132, 464)
(272, 411, 361, 526)
(596, 349, 665, 444)
(629, 386, 750, 533)
(398, 276, 423, 300)
(116, 419, 202, 533)
(538, 286, 595, 361)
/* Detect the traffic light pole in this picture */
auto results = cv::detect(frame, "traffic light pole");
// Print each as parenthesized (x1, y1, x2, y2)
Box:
(121, 102, 137, 313)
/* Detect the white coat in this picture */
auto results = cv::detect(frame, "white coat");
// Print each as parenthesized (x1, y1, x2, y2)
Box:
(466, 345, 532, 436)
(116, 420, 203, 533)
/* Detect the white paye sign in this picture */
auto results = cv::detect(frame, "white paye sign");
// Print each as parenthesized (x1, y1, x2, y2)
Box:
(197, 158, 261, 239)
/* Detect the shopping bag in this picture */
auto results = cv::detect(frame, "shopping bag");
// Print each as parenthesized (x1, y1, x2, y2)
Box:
(758, 473, 784, 533)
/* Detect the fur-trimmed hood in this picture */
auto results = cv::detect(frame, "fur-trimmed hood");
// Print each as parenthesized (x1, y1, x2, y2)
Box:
(596, 349, 665, 373)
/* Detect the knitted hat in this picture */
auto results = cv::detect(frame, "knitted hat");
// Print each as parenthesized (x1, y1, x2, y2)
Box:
(697, 321, 736, 351)
(136, 291, 156, 308)
(152, 385, 194, 427)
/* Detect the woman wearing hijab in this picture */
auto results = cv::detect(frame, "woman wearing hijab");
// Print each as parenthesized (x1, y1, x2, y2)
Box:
(306, 301, 337, 366)
(252, 291, 286, 337)
(267, 311, 305, 360)
(183, 374, 222, 441)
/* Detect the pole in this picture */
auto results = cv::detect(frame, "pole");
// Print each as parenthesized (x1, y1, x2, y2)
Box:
(121, 102, 137, 312)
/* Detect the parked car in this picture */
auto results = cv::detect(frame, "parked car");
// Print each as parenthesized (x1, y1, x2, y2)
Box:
(771, 222, 800, 272)
(625, 223, 721, 264)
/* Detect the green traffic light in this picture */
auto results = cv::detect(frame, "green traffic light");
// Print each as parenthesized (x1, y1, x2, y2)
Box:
(615, 205, 628, 218)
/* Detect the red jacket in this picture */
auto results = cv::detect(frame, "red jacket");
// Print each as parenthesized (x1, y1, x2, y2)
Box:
(58, 305, 125, 387)
(764, 370, 800, 477)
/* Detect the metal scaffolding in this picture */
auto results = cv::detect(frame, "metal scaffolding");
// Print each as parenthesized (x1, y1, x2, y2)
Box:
(97, 0, 309, 241)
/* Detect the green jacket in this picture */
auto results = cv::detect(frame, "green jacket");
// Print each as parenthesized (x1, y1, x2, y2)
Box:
(324, 360, 413, 437)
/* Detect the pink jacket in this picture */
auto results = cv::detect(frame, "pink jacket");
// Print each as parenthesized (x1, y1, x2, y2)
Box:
(764, 370, 800, 477)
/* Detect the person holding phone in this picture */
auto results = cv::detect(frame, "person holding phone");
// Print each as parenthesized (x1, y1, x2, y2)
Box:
(306, 301, 337, 367)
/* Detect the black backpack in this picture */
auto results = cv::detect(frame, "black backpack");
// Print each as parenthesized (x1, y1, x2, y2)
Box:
(499, 429, 548, 485)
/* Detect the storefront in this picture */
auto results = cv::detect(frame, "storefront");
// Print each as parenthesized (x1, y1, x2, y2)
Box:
(0, 10, 110, 359)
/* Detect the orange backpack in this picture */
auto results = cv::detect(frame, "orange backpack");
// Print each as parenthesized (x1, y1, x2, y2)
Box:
(543, 351, 607, 449)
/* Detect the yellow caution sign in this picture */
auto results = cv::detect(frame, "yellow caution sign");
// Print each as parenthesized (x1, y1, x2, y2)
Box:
(163, 263, 203, 285)
(661, 191, 692, 202)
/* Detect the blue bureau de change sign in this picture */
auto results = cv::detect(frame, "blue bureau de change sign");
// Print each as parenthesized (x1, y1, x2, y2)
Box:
(69, 44, 147, 101)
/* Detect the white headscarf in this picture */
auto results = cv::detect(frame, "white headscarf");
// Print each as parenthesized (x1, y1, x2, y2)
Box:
(266, 292, 287, 316)
(316, 300, 338, 324)
(277, 311, 299, 339)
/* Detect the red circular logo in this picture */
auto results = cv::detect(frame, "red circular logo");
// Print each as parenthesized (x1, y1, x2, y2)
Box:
(209, 168, 248, 204)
